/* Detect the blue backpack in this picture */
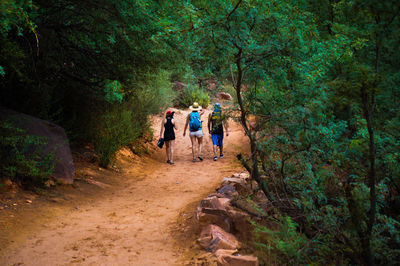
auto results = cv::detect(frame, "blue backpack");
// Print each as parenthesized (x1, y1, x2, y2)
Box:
(189, 112, 201, 131)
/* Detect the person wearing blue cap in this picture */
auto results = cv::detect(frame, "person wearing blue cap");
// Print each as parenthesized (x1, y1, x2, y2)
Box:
(207, 103, 229, 161)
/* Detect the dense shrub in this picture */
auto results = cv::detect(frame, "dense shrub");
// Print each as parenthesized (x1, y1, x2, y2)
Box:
(253, 216, 309, 265)
(90, 70, 177, 167)
(136, 70, 177, 114)
(0, 1, 181, 168)
(91, 105, 142, 167)
(181, 0, 400, 264)
(176, 84, 210, 108)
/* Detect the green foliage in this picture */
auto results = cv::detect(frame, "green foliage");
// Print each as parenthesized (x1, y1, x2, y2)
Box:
(104, 80, 124, 104)
(176, 84, 210, 108)
(0, 120, 54, 186)
(91, 69, 176, 167)
(0, 0, 37, 77)
(135, 70, 177, 114)
(1, 0, 399, 262)
(178, 0, 400, 264)
(91, 104, 143, 167)
(253, 216, 309, 265)
(0, 0, 181, 167)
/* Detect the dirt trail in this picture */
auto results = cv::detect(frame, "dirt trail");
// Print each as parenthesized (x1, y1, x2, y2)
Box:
(0, 108, 248, 266)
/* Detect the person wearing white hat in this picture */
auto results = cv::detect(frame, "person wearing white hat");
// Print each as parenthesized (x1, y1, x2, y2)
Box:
(183, 102, 205, 162)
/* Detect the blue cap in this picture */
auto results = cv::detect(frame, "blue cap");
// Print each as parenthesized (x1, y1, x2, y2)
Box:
(214, 103, 221, 109)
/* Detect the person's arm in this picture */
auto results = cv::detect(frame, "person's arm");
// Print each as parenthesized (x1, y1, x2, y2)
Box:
(223, 116, 229, 136)
(199, 109, 205, 117)
(183, 114, 189, 136)
(207, 113, 212, 134)
(160, 118, 165, 138)
(172, 118, 178, 130)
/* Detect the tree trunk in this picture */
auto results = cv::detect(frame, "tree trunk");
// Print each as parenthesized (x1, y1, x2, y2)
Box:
(360, 82, 377, 266)
(233, 48, 270, 198)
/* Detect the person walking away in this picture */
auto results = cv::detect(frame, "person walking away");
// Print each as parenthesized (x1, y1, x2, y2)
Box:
(208, 103, 229, 161)
(160, 110, 177, 164)
(183, 102, 205, 162)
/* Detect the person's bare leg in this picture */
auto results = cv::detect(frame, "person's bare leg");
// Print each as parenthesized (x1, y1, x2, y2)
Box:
(170, 140, 175, 163)
(198, 136, 203, 159)
(168, 142, 172, 161)
(190, 135, 197, 160)
(213, 145, 218, 157)
(165, 141, 170, 162)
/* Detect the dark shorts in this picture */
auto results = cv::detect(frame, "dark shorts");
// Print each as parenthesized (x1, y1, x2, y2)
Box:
(164, 133, 175, 141)
(164, 136, 175, 141)
(211, 134, 223, 146)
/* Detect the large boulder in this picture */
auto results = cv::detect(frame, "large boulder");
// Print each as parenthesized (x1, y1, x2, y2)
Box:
(0, 107, 75, 184)
(198, 224, 240, 252)
(217, 92, 233, 100)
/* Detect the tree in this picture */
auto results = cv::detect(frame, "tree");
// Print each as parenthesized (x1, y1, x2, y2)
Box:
(1, 0, 181, 166)
(180, 0, 400, 263)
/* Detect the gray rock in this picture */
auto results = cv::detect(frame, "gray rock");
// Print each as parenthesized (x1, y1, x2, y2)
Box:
(0, 107, 75, 184)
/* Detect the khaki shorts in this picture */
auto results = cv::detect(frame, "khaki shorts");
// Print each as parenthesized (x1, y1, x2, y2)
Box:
(189, 129, 203, 138)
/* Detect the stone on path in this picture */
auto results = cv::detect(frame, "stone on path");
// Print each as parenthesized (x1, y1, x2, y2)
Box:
(217, 185, 238, 198)
(196, 206, 231, 232)
(227, 209, 253, 241)
(196, 195, 233, 232)
(198, 224, 240, 252)
(200, 196, 231, 210)
(217, 254, 259, 266)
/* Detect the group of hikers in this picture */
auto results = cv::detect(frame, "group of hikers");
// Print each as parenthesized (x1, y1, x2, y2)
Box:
(159, 102, 229, 164)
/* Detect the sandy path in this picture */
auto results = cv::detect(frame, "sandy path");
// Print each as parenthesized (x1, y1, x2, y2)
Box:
(0, 108, 247, 266)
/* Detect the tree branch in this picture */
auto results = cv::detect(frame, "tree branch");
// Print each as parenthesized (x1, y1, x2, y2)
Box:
(226, 0, 243, 20)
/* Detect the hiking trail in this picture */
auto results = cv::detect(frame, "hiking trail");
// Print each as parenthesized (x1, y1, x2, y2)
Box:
(0, 108, 248, 265)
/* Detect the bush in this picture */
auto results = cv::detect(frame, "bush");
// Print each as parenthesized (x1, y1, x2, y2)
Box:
(0, 120, 54, 187)
(90, 70, 178, 167)
(136, 70, 177, 114)
(91, 103, 147, 167)
(253, 215, 309, 265)
(176, 84, 210, 108)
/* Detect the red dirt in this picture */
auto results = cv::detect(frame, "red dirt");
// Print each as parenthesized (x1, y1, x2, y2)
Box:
(0, 108, 248, 265)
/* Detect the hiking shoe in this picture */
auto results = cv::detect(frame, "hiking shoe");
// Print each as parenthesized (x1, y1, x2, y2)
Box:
(167, 160, 171, 164)
(192, 158, 197, 162)
(169, 161, 174, 165)
(213, 156, 218, 161)
(220, 154, 224, 159)
(198, 156, 203, 161)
